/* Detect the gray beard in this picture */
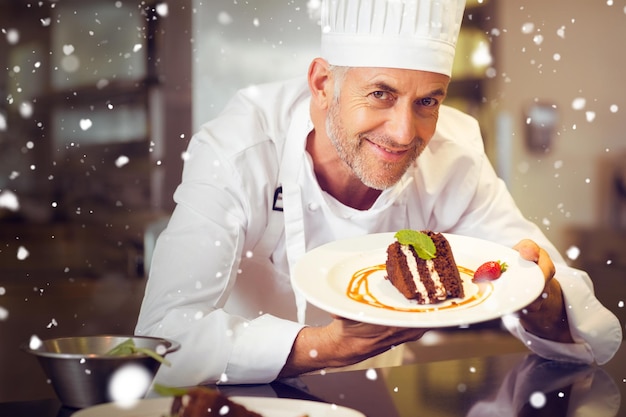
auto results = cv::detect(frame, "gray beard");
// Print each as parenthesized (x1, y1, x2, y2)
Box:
(325, 101, 420, 191)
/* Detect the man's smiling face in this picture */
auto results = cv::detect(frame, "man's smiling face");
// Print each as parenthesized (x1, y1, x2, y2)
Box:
(325, 66, 450, 190)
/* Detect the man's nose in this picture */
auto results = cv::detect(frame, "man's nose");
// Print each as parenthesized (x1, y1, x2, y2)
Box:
(387, 104, 419, 145)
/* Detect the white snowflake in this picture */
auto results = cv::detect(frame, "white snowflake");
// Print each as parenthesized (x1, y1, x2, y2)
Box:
(17, 246, 30, 261)
(0, 190, 19, 211)
(115, 155, 130, 168)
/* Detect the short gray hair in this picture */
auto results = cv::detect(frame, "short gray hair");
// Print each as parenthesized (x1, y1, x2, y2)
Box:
(329, 65, 350, 101)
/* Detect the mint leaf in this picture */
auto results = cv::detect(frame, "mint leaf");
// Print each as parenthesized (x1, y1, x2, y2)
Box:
(394, 230, 436, 260)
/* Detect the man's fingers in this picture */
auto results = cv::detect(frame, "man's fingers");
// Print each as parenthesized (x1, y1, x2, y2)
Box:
(513, 239, 540, 262)
(513, 239, 555, 279)
(537, 247, 556, 280)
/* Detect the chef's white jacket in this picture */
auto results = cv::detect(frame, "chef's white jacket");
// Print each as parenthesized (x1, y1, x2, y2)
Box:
(135, 77, 622, 387)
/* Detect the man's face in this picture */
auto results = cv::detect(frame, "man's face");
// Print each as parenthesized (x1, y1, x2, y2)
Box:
(325, 67, 449, 190)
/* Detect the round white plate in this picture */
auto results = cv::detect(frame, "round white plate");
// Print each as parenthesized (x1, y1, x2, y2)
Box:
(292, 233, 545, 328)
(71, 396, 365, 417)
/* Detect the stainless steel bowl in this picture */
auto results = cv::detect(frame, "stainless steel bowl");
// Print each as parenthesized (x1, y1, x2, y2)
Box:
(21, 335, 180, 409)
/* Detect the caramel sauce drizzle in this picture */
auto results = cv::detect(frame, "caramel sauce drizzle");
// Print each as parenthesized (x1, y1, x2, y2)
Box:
(346, 264, 493, 312)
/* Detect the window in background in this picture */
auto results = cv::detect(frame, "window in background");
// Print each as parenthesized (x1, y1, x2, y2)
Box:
(51, 2, 146, 90)
(49, 1, 149, 149)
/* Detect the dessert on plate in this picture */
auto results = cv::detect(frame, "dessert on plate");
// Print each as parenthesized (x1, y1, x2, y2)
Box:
(167, 386, 262, 417)
(385, 230, 464, 304)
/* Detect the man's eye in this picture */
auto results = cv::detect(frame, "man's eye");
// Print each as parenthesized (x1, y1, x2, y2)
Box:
(419, 97, 438, 107)
(371, 91, 391, 100)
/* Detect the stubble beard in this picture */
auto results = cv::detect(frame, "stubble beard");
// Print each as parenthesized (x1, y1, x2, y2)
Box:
(325, 100, 421, 191)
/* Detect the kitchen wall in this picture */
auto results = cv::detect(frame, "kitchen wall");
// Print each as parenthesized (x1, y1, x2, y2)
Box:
(191, 0, 320, 128)
(489, 0, 626, 254)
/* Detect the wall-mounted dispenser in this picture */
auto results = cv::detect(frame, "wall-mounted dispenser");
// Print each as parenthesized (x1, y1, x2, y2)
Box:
(523, 102, 558, 152)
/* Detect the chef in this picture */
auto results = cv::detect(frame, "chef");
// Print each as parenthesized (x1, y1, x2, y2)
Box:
(135, 0, 622, 387)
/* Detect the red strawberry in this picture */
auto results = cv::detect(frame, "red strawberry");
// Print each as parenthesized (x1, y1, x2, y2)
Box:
(472, 260, 508, 282)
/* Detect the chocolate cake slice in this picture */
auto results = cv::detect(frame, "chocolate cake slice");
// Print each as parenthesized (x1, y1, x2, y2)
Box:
(385, 230, 464, 304)
(170, 386, 262, 417)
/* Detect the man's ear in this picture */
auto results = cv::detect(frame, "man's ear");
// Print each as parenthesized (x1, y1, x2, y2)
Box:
(308, 57, 333, 110)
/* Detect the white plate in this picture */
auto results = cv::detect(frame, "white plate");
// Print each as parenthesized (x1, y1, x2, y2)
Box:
(71, 396, 365, 417)
(292, 233, 545, 328)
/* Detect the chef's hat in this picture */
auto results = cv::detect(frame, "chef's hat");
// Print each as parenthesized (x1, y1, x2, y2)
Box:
(320, 0, 466, 76)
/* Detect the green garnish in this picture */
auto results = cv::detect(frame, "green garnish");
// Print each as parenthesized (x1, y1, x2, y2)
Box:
(153, 383, 310, 417)
(394, 230, 436, 260)
(153, 384, 190, 417)
(106, 338, 171, 366)
(153, 383, 189, 397)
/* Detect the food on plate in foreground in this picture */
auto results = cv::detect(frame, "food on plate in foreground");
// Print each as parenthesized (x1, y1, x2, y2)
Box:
(385, 230, 464, 304)
(160, 385, 262, 417)
(156, 385, 312, 417)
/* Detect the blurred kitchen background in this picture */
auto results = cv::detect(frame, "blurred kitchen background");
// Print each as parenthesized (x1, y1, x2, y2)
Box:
(0, 0, 625, 403)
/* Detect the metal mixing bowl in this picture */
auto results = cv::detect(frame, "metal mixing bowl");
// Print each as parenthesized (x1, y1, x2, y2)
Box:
(21, 334, 180, 409)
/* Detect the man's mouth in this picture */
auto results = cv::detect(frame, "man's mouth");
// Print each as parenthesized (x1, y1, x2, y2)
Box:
(381, 145, 405, 154)
(367, 139, 410, 157)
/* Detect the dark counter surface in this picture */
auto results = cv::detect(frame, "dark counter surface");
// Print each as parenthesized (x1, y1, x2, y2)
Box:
(3, 344, 625, 417)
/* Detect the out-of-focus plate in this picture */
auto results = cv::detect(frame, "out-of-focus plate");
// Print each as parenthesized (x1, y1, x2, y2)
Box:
(71, 396, 366, 417)
(292, 233, 544, 328)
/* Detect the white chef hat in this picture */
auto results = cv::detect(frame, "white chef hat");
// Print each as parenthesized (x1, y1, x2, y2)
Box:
(320, 0, 466, 76)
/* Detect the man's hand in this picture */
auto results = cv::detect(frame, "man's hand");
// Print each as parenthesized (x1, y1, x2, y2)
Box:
(278, 316, 429, 378)
(513, 239, 574, 343)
